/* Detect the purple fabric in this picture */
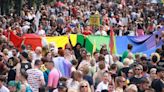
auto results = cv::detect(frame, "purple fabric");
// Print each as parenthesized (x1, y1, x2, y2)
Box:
(54, 57, 72, 78)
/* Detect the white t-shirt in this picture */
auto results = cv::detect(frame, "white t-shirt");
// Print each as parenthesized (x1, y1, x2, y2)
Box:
(27, 69, 44, 92)
(33, 53, 42, 61)
(36, 29, 45, 36)
(95, 30, 107, 36)
(66, 79, 79, 90)
(105, 54, 113, 65)
(96, 81, 109, 92)
(22, 25, 30, 33)
(0, 85, 10, 92)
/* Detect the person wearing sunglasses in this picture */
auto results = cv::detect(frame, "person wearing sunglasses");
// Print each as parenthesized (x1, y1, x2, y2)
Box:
(130, 64, 144, 85)
(79, 80, 91, 92)
(115, 76, 126, 92)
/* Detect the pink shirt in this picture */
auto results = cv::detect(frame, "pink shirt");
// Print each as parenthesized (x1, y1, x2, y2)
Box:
(48, 68, 61, 88)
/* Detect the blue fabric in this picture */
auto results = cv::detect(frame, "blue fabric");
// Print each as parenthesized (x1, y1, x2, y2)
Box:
(26, 84, 32, 92)
(116, 27, 164, 57)
(43, 70, 50, 86)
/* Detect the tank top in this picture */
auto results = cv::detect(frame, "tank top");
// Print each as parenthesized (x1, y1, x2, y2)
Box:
(21, 62, 32, 71)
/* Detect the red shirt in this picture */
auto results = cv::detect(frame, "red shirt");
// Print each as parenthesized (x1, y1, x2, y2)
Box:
(72, 7, 77, 17)
(82, 31, 92, 35)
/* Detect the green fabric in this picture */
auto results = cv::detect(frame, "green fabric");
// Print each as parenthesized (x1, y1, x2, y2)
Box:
(85, 35, 110, 54)
(122, 50, 129, 61)
(8, 81, 17, 87)
(77, 34, 85, 46)
(8, 81, 21, 92)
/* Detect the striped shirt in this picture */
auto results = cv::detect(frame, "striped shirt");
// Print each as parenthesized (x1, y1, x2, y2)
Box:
(27, 69, 44, 92)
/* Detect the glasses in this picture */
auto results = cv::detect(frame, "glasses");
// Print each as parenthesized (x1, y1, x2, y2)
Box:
(81, 85, 88, 88)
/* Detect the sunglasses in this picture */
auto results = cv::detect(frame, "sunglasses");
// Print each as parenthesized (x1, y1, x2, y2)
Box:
(81, 85, 88, 88)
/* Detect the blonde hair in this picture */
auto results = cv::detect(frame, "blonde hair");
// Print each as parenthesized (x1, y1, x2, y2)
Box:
(125, 84, 138, 92)
(123, 58, 130, 66)
(79, 80, 91, 92)
(3, 49, 8, 55)
(151, 53, 160, 62)
(115, 76, 125, 87)
(35, 46, 42, 54)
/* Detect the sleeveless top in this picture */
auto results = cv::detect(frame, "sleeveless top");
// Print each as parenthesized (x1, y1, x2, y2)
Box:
(21, 62, 32, 71)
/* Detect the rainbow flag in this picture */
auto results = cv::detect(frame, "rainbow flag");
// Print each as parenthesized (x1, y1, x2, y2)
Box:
(109, 27, 117, 55)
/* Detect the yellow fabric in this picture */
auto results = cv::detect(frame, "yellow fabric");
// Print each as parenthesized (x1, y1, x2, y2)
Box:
(45, 34, 77, 49)
(89, 14, 100, 26)
(40, 64, 47, 72)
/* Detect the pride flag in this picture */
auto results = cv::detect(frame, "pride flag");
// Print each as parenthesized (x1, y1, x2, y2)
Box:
(45, 34, 77, 49)
(9, 27, 163, 57)
(109, 27, 117, 55)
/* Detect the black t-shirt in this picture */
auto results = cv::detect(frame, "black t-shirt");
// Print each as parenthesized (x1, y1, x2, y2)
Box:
(151, 79, 164, 92)
(7, 68, 16, 83)
(158, 60, 164, 67)
(130, 76, 143, 85)
(21, 62, 32, 71)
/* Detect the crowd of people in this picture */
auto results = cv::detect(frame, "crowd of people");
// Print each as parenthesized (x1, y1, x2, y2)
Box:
(0, 0, 164, 92)
(0, 0, 163, 37)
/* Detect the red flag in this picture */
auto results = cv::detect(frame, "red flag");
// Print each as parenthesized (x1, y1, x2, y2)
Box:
(23, 34, 42, 50)
(9, 32, 23, 48)
(121, 0, 126, 6)
(109, 27, 114, 55)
